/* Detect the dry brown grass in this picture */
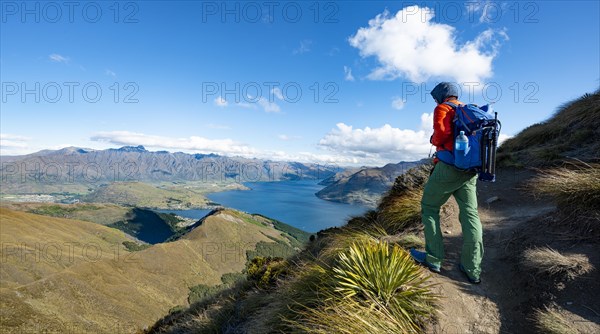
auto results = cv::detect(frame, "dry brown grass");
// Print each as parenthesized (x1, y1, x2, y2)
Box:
(384, 234, 425, 250)
(377, 163, 432, 234)
(528, 162, 600, 238)
(529, 162, 600, 209)
(521, 246, 594, 280)
(531, 306, 578, 334)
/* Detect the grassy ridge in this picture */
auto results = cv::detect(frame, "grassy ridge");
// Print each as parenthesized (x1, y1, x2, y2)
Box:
(254, 213, 312, 246)
(4, 202, 189, 244)
(498, 90, 600, 167)
(1, 207, 304, 333)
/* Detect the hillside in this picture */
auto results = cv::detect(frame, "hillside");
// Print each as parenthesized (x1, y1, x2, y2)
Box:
(317, 166, 364, 186)
(498, 89, 600, 167)
(144, 91, 600, 333)
(0, 202, 131, 225)
(316, 160, 425, 207)
(0, 207, 308, 333)
(0, 202, 197, 244)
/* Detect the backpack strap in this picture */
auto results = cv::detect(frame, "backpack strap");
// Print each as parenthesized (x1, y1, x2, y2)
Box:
(442, 101, 459, 109)
(443, 102, 472, 133)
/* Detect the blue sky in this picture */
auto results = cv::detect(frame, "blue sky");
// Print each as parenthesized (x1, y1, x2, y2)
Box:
(1, 1, 599, 166)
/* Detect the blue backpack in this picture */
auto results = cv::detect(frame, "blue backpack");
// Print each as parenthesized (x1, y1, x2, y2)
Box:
(436, 102, 501, 182)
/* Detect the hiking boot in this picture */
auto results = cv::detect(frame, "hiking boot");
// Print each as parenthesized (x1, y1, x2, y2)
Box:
(409, 249, 441, 273)
(459, 264, 481, 284)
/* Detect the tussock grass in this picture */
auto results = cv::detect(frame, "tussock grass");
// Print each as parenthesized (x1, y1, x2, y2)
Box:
(288, 297, 420, 334)
(377, 163, 432, 234)
(532, 306, 577, 334)
(529, 162, 600, 210)
(529, 162, 600, 238)
(284, 240, 437, 333)
(333, 241, 437, 311)
(522, 246, 594, 280)
(382, 234, 425, 249)
(378, 190, 424, 233)
(317, 226, 388, 262)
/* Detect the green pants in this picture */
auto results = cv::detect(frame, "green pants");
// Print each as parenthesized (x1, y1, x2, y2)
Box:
(421, 161, 483, 279)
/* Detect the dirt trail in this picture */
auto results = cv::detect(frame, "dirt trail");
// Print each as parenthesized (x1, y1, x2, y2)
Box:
(424, 168, 557, 333)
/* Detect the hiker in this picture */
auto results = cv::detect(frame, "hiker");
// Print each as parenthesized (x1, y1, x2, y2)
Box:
(410, 82, 483, 284)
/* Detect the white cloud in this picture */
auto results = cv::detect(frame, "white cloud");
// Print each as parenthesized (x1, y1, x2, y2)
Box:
(344, 66, 355, 81)
(498, 133, 512, 145)
(318, 114, 434, 162)
(49, 54, 70, 63)
(466, 1, 504, 23)
(278, 134, 302, 141)
(235, 101, 257, 109)
(0, 134, 30, 148)
(257, 97, 281, 113)
(293, 39, 312, 54)
(317, 113, 511, 165)
(206, 123, 231, 130)
(0, 134, 33, 155)
(271, 87, 284, 100)
(90, 131, 257, 156)
(348, 6, 508, 84)
(391, 97, 406, 110)
(105, 69, 117, 77)
(88, 131, 367, 165)
(214, 96, 228, 107)
(264, 150, 367, 166)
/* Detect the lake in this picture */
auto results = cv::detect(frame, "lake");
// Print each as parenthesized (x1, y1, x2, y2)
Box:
(205, 180, 369, 233)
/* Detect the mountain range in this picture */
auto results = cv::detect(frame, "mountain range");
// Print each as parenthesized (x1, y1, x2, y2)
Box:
(0, 146, 341, 194)
(316, 159, 428, 207)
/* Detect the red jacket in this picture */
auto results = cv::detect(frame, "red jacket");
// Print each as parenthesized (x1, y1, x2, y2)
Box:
(431, 98, 462, 162)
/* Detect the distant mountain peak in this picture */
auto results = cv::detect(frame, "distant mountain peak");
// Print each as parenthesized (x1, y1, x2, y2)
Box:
(112, 145, 148, 153)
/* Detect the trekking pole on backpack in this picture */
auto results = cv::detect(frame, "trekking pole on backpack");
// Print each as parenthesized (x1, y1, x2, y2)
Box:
(479, 110, 500, 182)
(489, 111, 498, 175)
